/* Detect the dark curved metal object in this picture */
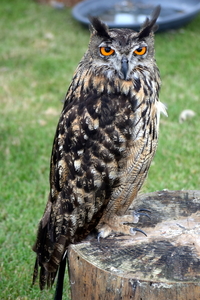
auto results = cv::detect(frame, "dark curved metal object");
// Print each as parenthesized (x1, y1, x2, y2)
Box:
(72, 0, 200, 31)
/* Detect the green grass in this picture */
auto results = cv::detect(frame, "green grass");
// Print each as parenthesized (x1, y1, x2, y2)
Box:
(0, 0, 200, 298)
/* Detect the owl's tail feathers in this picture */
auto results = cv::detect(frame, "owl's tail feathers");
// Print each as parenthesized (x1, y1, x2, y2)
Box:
(32, 255, 66, 300)
(32, 256, 58, 290)
(32, 253, 67, 300)
(32, 233, 68, 291)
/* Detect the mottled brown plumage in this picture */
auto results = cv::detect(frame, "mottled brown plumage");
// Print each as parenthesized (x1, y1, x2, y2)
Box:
(32, 6, 167, 298)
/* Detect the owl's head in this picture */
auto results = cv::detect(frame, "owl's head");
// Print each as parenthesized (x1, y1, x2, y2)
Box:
(86, 6, 161, 81)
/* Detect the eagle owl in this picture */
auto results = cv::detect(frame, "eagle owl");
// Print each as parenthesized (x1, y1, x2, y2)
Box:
(33, 6, 167, 299)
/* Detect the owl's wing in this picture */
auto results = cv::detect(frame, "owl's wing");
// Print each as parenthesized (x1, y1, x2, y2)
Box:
(32, 91, 122, 289)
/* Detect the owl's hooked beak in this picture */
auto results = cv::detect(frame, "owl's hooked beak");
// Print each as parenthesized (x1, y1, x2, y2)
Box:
(121, 57, 129, 80)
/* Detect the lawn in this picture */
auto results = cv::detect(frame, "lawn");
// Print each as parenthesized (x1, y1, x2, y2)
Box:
(0, 1, 199, 299)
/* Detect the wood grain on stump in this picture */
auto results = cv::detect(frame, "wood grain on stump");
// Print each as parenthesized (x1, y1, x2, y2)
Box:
(68, 190, 200, 300)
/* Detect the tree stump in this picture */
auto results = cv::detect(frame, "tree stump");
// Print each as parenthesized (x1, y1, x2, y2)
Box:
(68, 190, 200, 300)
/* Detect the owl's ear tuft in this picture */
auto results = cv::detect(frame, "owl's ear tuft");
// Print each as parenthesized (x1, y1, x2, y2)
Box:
(138, 5, 161, 39)
(89, 17, 110, 39)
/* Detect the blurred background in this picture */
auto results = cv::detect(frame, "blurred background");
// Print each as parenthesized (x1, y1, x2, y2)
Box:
(0, 0, 200, 299)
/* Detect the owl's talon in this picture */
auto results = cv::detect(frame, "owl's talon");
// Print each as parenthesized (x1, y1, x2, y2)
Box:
(97, 224, 113, 242)
(140, 212, 151, 219)
(137, 208, 151, 214)
(134, 208, 151, 221)
(97, 232, 102, 243)
(130, 227, 147, 236)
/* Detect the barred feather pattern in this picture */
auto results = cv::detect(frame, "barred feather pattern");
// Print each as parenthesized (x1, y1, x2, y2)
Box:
(32, 7, 164, 292)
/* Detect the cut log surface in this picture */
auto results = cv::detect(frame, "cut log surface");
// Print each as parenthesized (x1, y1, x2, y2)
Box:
(68, 190, 200, 300)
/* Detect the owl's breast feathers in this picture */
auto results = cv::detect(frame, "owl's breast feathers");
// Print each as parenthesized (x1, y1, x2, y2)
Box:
(33, 65, 162, 288)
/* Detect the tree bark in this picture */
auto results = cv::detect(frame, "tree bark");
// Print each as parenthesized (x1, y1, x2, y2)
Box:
(68, 190, 200, 300)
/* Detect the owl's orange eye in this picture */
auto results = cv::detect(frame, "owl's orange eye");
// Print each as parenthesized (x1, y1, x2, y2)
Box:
(134, 46, 147, 56)
(100, 47, 115, 56)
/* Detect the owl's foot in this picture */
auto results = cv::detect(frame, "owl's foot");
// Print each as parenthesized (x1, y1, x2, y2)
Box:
(97, 223, 147, 242)
(97, 224, 147, 242)
(97, 224, 114, 242)
(97, 209, 150, 241)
